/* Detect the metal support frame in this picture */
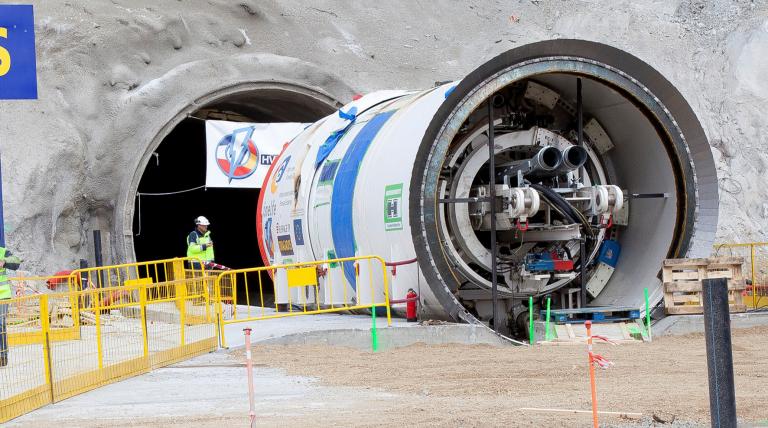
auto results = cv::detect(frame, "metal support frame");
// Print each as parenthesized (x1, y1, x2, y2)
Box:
(438, 197, 491, 204)
(488, 99, 499, 333)
(576, 78, 588, 308)
(631, 193, 670, 199)
(435, 78, 594, 327)
(579, 238, 587, 308)
(576, 78, 584, 183)
(436, 97, 501, 333)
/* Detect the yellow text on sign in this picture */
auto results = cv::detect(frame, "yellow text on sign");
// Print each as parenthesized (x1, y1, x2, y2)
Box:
(0, 27, 10, 76)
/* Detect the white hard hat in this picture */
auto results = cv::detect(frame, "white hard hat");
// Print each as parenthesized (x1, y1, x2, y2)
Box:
(195, 216, 210, 226)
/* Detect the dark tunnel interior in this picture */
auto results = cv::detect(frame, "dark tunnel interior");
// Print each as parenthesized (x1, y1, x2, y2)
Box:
(132, 89, 337, 304)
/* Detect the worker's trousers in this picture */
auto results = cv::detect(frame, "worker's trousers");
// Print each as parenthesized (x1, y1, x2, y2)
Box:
(0, 300, 7, 365)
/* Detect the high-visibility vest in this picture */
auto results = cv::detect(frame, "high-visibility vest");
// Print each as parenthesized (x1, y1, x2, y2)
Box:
(186, 231, 215, 262)
(0, 247, 10, 300)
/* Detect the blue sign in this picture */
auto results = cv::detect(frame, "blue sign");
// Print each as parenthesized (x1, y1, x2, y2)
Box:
(293, 219, 304, 246)
(0, 5, 37, 100)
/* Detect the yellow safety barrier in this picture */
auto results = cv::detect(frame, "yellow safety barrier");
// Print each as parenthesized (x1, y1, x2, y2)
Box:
(9, 273, 75, 295)
(0, 261, 217, 424)
(8, 274, 81, 344)
(184, 268, 236, 321)
(69, 257, 205, 291)
(215, 255, 392, 348)
(714, 242, 768, 309)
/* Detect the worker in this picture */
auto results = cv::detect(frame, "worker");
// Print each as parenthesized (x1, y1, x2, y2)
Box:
(187, 216, 214, 269)
(0, 246, 21, 367)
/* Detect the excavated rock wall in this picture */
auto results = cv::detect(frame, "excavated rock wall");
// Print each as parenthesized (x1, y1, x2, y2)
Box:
(0, 0, 766, 273)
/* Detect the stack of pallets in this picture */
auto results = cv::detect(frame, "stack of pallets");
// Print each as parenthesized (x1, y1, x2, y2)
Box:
(662, 256, 746, 315)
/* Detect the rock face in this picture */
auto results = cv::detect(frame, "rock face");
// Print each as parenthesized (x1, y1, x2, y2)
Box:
(0, 0, 766, 273)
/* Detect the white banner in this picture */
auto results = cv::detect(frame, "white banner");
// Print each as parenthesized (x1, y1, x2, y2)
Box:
(205, 120, 308, 188)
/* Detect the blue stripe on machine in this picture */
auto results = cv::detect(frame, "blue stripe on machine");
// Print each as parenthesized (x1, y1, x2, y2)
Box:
(331, 110, 396, 290)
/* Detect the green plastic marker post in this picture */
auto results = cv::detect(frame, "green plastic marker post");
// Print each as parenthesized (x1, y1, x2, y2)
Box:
(529, 296, 534, 345)
(644, 288, 652, 342)
(371, 305, 379, 352)
(545, 296, 552, 341)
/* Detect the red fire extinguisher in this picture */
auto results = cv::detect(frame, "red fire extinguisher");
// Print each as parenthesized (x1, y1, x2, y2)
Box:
(406, 288, 418, 322)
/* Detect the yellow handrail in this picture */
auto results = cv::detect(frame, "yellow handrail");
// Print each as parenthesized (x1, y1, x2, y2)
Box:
(1, 261, 217, 423)
(714, 242, 768, 309)
(214, 255, 392, 348)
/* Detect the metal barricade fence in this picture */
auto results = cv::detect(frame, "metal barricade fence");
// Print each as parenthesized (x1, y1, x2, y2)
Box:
(8, 274, 80, 343)
(0, 262, 217, 424)
(184, 268, 235, 320)
(714, 242, 768, 309)
(70, 257, 204, 291)
(215, 255, 392, 347)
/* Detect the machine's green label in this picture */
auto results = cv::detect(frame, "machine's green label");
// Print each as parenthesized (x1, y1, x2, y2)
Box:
(384, 183, 403, 231)
(326, 249, 338, 268)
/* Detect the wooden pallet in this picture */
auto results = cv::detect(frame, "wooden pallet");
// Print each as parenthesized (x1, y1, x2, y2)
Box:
(543, 306, 641, 323)
(662, 257, 746, 315)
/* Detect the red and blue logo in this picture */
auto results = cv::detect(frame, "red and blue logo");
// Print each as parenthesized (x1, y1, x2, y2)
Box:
(215, 126, 260, 183)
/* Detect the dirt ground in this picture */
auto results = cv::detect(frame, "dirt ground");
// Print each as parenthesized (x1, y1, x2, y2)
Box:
(230, 326, 768, 427)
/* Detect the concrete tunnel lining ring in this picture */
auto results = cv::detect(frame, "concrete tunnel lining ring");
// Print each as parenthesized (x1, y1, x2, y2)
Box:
(409, 40, 717, 325)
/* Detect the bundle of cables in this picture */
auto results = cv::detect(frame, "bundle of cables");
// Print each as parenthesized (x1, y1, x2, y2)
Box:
(528, 183, 598, 271)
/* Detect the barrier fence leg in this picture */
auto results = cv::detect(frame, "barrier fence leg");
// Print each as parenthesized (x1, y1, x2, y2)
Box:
(215, 278, 226, 348)
(40, 295, 54, 402)
(702, 277, 737, 428)
(586, 320, 598, 428)
(94, 291, 103, 370)
(644, 287, 652, 342)
(545, 296, 552, 341)
(371, 305, 379, 352)
(750, 245, 757, 309)
(178, 283, 186, 346)
(244, 328, 256, 428)
(140, 287, 149, 359)
(528, 296, 534, 345)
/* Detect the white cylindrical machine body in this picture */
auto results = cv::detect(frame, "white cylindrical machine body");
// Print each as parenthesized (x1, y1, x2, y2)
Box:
(258, 88, 449, 311)
(256, 39, 718, 328)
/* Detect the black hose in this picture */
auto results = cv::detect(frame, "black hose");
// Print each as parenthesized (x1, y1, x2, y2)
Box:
(530, 184, 579, 224)
(530, 184, 595, 238)
(529, 183, 599, 274)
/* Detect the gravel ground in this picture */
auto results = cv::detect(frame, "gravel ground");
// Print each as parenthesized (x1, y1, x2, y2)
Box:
(11, 325, 768, 427)
(228, 326, 768, 427)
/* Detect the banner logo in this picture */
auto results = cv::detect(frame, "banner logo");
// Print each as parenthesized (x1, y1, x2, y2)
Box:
(206, 121, 307, 189)
(215, 126, 260, 183)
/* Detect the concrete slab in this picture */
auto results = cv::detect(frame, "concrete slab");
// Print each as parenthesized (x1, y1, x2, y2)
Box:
(220, 306, 413, 348)
(6, 351, 399, 428)
(653, 311, 768, 336)
(7, 308, 522, 426)
(254, 324, 513, 350)
(219, 306, 515, 349)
